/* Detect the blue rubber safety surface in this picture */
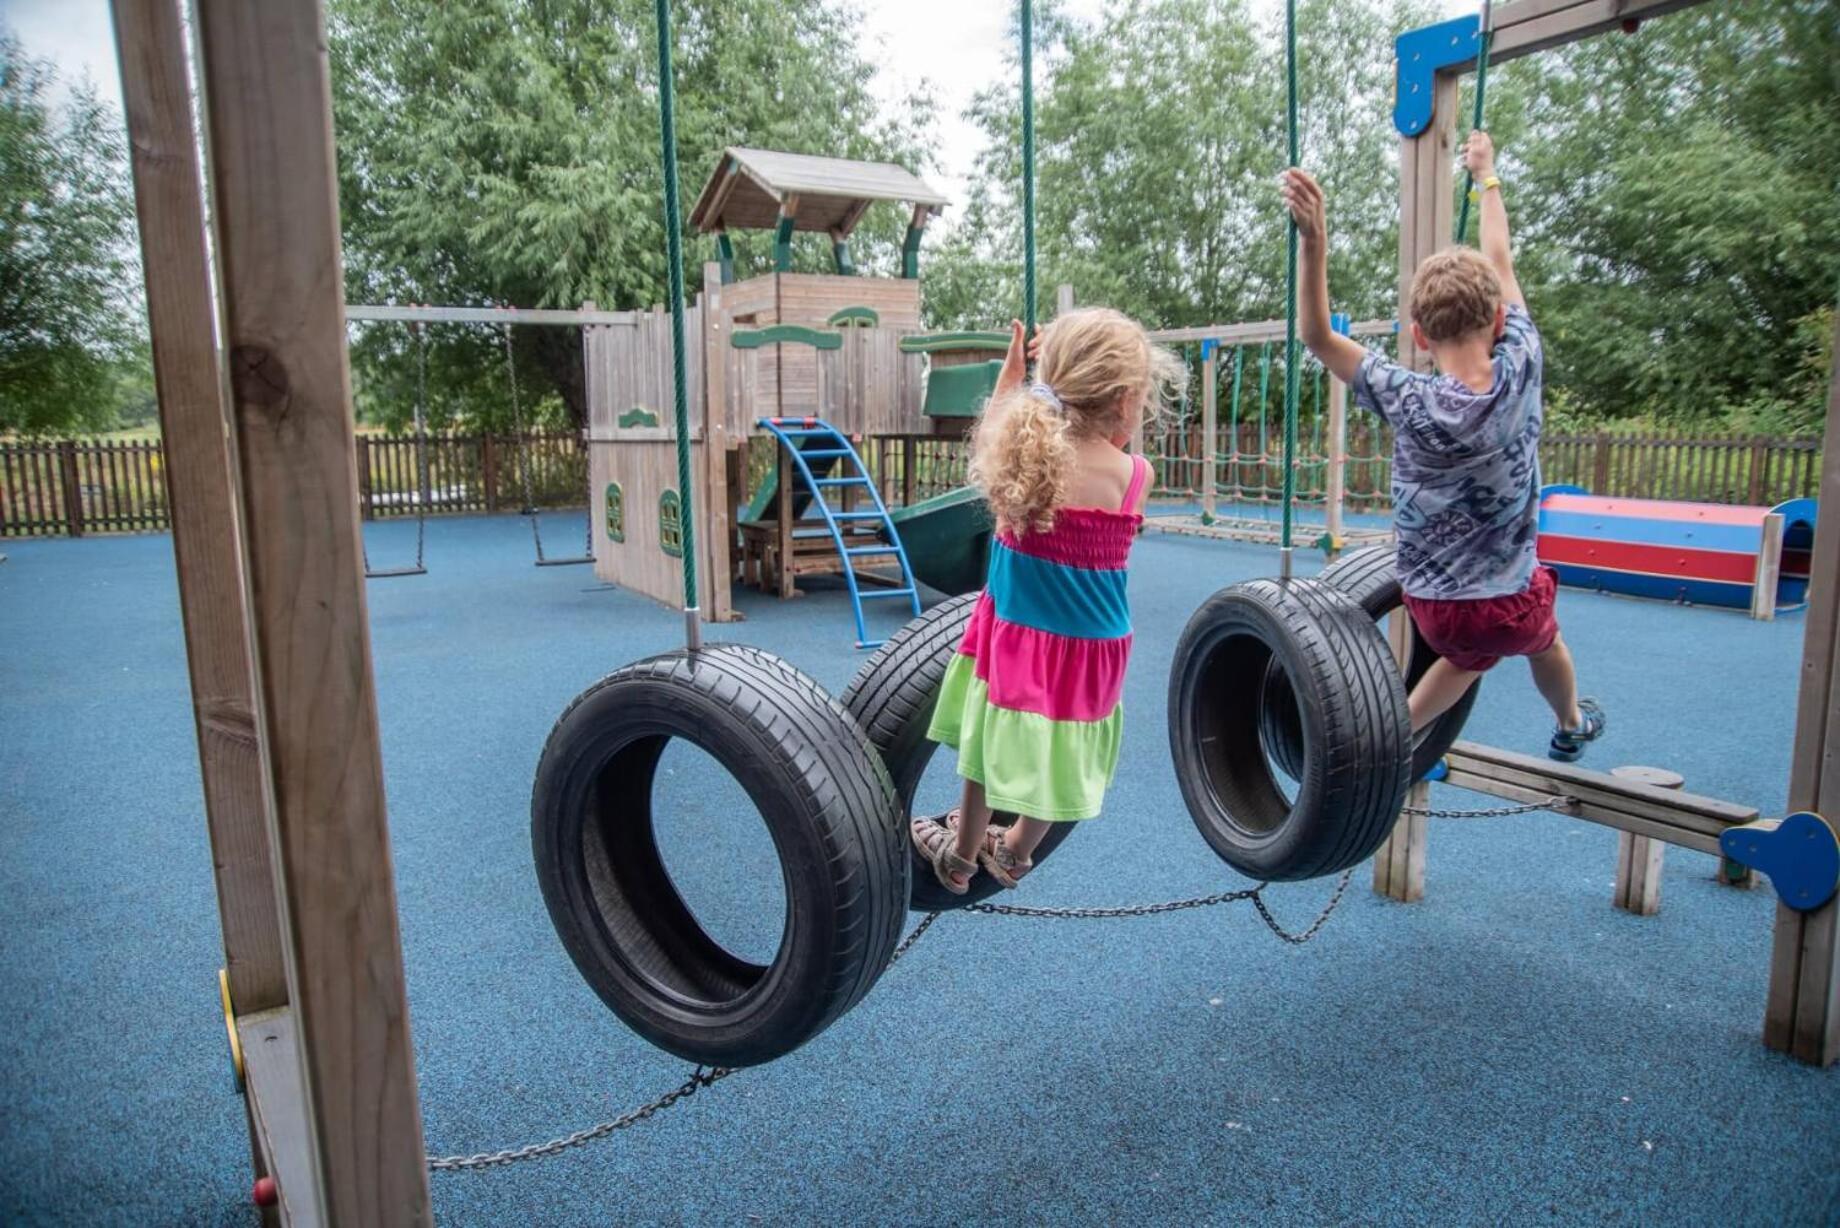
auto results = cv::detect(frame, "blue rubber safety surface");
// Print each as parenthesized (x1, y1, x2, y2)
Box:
(2, 512, 1836, 1227)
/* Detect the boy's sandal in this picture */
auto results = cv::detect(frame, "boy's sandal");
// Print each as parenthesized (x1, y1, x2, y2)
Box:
(1549, 697, 1606, 762)
(910, 813, 977, 895)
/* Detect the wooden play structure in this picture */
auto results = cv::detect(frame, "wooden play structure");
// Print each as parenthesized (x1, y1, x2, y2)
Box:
(1373, 0, 1840, 1067)
(1536, 486, 1816, 620)
(108, 0, 1839, 1221)
(581, 150, 1007, 632)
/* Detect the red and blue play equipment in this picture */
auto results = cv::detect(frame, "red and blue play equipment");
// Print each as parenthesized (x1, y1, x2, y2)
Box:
(1536, 486, 1816, 615)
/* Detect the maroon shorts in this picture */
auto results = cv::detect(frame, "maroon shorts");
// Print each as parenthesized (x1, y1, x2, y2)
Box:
(1402, 565, 1560, 672)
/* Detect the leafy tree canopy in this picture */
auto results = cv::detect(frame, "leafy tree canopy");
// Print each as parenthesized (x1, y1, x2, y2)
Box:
(0, 30, 143, 436)
(329, 0, 939, 431)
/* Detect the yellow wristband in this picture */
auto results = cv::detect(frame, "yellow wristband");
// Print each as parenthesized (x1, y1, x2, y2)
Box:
(1466, 176, 1503, 204)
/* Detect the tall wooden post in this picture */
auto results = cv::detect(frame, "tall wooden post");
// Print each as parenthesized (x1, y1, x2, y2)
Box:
(189, 0, 433, 1217)
(112, 0, 287, 1026)
(701, 263, 735, 621)
(1396, 75, 1458, 375)
(1373, 607, 1429, 902)
(1767, 312, 1840, 1067)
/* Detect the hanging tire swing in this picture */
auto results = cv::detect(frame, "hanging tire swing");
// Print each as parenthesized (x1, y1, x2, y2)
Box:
(1169, 578, 1411, 882)
(1258, 545, 1480, 783)
(531, 646, 907, 1067)
(530, 0, 907, 1070)
(841, 594, 1079, 911)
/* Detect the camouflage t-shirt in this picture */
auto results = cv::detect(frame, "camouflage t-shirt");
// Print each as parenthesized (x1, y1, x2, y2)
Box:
(1351, 304, 1543, 600)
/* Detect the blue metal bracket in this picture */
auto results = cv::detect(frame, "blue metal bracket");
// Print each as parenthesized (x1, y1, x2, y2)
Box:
(1200, 338, 1217, 362)
(1395, 15, 1482, 137)
(1331, 312, 1351, 337)
(1720, 812, 1840, 913)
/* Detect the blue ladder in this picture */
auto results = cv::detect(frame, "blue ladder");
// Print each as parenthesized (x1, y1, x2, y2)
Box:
(757, 417, 922, 648)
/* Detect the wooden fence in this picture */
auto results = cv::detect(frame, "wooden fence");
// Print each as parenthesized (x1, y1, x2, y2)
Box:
(0, 432, 586, 538)
(1144, 426, 1823, 512)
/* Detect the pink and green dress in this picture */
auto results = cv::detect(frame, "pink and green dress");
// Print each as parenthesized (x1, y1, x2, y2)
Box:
(927, 455, 1149, 821)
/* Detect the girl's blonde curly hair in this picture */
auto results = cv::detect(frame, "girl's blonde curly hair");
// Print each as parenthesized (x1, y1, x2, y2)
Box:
(969, 307, 1186, 537)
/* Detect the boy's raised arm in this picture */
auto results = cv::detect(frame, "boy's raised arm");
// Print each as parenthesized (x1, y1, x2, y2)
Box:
(1279, 169, 1366, 386)
(1464, 131, 1524, 309)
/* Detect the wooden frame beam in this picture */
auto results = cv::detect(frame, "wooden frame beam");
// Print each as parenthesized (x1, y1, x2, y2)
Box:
(1771, 309, 1840, 1066)
(111, 0, 285, 1022)
(191, 0, 432, 1217)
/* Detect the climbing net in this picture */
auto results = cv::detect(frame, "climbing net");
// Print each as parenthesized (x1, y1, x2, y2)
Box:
(1145, 329, 1402, 539)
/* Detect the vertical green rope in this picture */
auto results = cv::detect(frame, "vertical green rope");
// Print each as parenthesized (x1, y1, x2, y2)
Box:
(1257, 341, 1272, 501)
(653, 0, 697, 627)
(1455, 1, 1493, 243)
(1021, 0, 1037, 341)
(1281, 0, 1300, 556)
(1227, 345, 1244, 500)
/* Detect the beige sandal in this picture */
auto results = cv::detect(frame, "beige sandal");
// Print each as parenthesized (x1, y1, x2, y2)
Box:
(976, 830, 1032, 889)
(910, 813, 977, 895)
(940, 810, 1032, 889)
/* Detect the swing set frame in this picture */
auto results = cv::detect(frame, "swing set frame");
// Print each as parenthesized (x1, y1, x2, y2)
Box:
(109, 0, 1829, 1222)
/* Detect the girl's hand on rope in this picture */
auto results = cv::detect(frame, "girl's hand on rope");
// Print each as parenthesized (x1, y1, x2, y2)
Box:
(994, 318, 1037, 397)
(1278, 169, 1327, 245)
(1462, 129, 1496, 179)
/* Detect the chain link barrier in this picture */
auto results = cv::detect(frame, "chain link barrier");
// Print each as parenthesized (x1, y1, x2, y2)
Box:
(425, 869, 1349, 1171)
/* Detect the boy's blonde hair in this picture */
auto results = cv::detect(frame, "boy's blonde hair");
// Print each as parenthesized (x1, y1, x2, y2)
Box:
(1409, 248, 1502, 342)
(969, 306, 1185, 537)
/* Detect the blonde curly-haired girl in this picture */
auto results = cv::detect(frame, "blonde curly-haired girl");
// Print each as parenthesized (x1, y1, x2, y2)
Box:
(915, 307, 1186, 893)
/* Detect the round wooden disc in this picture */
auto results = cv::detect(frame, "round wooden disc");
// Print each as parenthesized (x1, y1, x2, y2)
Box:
(1612, 764, 1685, 790)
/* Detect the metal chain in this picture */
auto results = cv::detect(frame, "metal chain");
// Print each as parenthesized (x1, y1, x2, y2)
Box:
(425, 871, 1349, 1173)
(965, 867, 1352, 946)
(1402, 795, 1573, 819)
(426, 911, 941, 1172)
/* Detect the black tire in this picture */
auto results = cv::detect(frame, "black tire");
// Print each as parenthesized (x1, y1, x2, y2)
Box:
(1170, 578, 1410, 881)
(531, 645, 908, 1067)
(1260, 546, 1480, 782)
(841, 593, 1078, 911)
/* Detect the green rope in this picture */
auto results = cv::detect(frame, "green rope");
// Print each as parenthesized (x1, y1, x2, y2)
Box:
(653, 0, 696, 620)
(1455, 1, 1494, 243)
(1256, 340, 1272, 476)
(1281, 0, 1300, 554)
(1021, 0, 1037, 341)
(1227, 345, 1244, 497)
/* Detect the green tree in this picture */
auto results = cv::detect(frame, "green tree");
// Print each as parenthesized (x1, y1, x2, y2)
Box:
(925, 0, 1437, 332)
(1479, 0, 1839, 430)
(328, 0, 939, 431)
(0, 31, 142, 436)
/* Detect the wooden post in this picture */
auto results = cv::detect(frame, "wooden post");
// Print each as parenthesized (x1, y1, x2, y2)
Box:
(57, 440, 85, 537)
(1767, 311, 1840, 1067)
(1055, 283, 1075, 317)
(1610, 766, 1681, 917)
(192, 0, 432, 1217)
(1397, 73, 1457, 376)
(482, 435, 499, 512)
(775, 443, 795, 599)
(111, 0, 286, 1025)
(1592, 431, 1612, 494)
(1373, 607, 1429, 902)
(1200, 346, 1217, 518)
(902, 436, 916, 508)
(1325, 372, 1348, 554)
(1751, 512, 1784, 622)
(701, 265, 735, 622)
(1747, 433, 1771, 506)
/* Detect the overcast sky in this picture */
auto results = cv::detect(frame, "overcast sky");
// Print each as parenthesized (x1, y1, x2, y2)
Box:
(4, 0, 1470, 224)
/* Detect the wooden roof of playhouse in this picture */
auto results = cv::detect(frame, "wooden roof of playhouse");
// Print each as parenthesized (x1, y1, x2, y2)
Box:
(689, 148, 950, 238)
